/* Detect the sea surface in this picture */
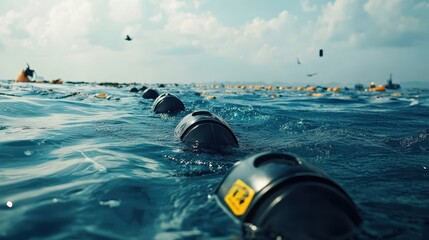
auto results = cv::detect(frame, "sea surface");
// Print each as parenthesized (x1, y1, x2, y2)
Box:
(0, 80, 428, 240)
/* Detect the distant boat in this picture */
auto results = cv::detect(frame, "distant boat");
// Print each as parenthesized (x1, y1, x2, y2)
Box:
(354, 84, 364, 91)
(385, 74, 401, 89)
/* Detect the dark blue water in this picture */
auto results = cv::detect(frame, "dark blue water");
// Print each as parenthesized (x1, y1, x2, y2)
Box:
(1, 80, 428, 239)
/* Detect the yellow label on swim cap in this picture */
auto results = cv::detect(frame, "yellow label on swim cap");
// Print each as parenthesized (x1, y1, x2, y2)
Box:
(224, 179, 255, 216)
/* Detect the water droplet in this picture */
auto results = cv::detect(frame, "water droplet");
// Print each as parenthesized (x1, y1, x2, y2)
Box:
(6, 201, 13, 208)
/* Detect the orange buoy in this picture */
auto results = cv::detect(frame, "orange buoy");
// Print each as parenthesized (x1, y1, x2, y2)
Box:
(375, 85, 386, 92)
(297, 86, 304, 91)
(16, 70, 31, 82)
(306, 86, 316, 91)
(333, 87, 341, 92)
(95, 92, 107, 98)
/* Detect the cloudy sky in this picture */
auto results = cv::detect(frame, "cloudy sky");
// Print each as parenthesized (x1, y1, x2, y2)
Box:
(0, 0, 428, 86)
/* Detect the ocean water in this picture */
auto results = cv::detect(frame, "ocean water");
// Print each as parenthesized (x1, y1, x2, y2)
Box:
(0, 80, 428, 240)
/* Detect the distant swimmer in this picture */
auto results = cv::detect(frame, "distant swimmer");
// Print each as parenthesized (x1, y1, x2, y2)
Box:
(306, 73, 317, 77)
(125, 35, 132, 41)
(297, 57, 301, 65)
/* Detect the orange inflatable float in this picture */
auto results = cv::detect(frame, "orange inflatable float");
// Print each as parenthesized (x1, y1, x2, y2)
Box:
(16, 64, 35, 82)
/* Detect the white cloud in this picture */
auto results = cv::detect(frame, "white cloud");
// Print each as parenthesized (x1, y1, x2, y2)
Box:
(251, 44, 278, 64)
(165, 12, 218, 35)
(0, 0, 94, 50)
(300, 0, 318, 12)
(193, 0, 201, 9)
(108, 0, 143, 22)
(159, 0, 186, 15)
(1, 0, 427, 84)
(243, 11, 293, 38)
(150, 13, 163, 23)
(45, 0, 93, 43)
(315, 0, 429, 48)
(364, 0, 422, 33)
(0, 10, 20, 36)
(154, 2, 299, 65)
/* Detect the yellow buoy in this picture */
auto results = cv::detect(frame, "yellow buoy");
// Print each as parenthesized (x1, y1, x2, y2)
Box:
(95, 92, 107, 99)
(297, 86, 304, 91)
(333, 87, 341, 92)
(312, 93, 323, 97)
(306, 86, 316, 91)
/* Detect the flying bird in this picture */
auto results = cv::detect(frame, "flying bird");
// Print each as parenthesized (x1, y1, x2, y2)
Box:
(306, 73, 318, 77)
(125, 35, 132, 41)
(297, 57, 301, 65)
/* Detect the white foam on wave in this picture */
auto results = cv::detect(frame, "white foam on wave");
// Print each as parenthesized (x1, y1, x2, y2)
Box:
(99, 200, 121, 208)
(409, 99, 419, 106)
(24, 150, 33, 156)
(79, 151, 107, 173)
